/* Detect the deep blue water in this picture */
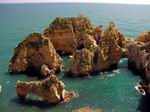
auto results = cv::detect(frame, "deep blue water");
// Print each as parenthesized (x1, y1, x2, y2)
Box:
(0, 3, 150, 112)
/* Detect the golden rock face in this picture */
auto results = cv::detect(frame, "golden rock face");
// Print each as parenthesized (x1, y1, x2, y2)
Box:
(43, 16, 94, 54)
(69, 48, 94, 77)
(16, 74, 75, 103)
(9, 33, 62, 76)
(10, 15, 150, 103)
(68, 22, 123, 77)
(135, 31, 150, 43)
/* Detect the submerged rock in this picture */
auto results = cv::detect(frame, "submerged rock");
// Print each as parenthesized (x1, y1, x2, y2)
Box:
(16, 74, 75, 103)
(9, 33, 62, 76)
(73, 107, 102, 112)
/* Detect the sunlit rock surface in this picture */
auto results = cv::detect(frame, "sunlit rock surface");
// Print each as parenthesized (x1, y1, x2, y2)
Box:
(68, 48, 94, 77)
(77, 33, 97, 52)
(93, 23, 123, 71)
(43, 15, 94, 54)
(16, 74, 75, 103)
(135, 31, 150, 43)
(68, 22, 123, 77)
(9, 33, 62, 76)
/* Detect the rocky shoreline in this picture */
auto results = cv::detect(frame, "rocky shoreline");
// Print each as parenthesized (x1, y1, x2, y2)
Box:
(8, 15, 150, 104)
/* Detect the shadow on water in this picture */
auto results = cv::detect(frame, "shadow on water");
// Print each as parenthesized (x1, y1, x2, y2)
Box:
(5, 71, 45, 80)
(11, 97, 58, 109)
(137, 95, 150, 112)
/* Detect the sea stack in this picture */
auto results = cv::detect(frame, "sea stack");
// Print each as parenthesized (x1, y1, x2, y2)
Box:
(68, 48, 94, 77)
(43, 15, 94, 54)
(9, 33, 62, 76)
(93, 22, 123, 72)
(16, 74, 75, 103)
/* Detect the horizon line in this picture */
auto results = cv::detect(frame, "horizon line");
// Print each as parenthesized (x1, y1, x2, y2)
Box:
(0, 2, 150, 5)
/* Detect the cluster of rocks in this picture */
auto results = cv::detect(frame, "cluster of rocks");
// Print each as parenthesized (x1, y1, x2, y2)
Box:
(68, 22, 125, 77)
(9, 31, 75, 103)
(127, 31, 150, 95)
(9, 15, 150, 104)
(44, 15, 93, 54)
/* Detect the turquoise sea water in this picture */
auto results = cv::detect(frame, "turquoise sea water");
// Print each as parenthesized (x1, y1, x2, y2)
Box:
(0, 3, 150, 112)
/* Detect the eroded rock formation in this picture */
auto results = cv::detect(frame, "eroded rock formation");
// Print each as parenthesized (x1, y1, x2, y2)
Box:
(43, 15, 94, 54)
(68, 22, 123, 77)
(68, 48, 94, 77)
(9, 33, 62, 76)
(77, 33, 97, 52)
(16, 74, 75, 103)
(135, 31, 150, 43)
(9, 15, 150, 103)
(93, 22, 123, 71)
(127, 38, 150, 94)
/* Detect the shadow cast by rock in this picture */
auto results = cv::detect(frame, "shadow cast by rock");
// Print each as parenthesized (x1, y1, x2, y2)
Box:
(11, 97, 58, 109)
(137, 95, 150, 112)
(6, 70, 46, 80)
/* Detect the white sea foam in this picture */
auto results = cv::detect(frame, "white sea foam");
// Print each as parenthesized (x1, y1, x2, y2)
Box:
(0, 85, 1, 93)
(7, 81, 10, 84)
(112, 69, 120, 74)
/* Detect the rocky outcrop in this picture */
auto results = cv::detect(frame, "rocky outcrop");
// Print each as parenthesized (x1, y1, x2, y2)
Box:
(127, 40, 150, 94)
(99, 22, 125, 48)
(9, 33, 62, 76)
(127, 41, 150, 77)
(93, 25, 103, 44)
(93, 22, 123, 71)
(68, 22, 123, 77)
(77, 33, 97, 52)
(135, 31, 150, 43)
(16, 74, 75, 103)
(43, 15, 94, 54)
(68, 48, 94, 77)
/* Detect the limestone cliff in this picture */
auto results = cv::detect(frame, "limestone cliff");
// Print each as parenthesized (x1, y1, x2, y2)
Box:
(127, 41, 150, 94)
(68, 48, 93, 77)
(93, 23, 122, 72)
(43, 15, 94, 54)
(100, 22, 125, 48)
(9, 33, 62, 76)
(77, 33, 97, 52)
(68, 22, 122, 77)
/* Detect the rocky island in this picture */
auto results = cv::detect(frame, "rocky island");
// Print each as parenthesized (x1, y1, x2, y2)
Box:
(9, 33, 62, 77)
(16, 74, 75, 103)
(8, 15, 150, 105)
